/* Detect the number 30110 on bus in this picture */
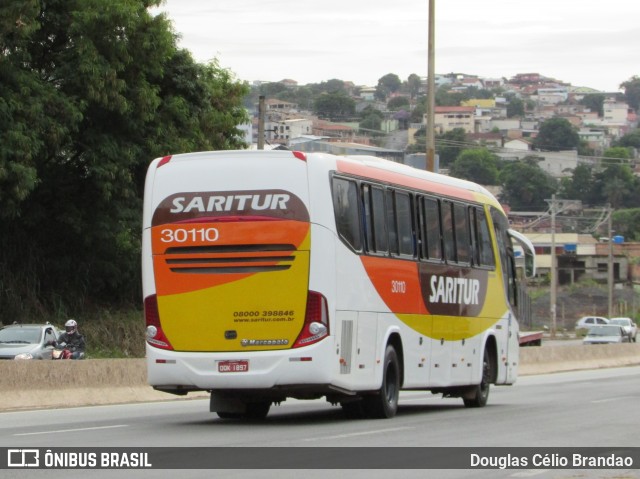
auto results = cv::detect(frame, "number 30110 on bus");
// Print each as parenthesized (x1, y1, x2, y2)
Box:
(141, 150, 535, 420)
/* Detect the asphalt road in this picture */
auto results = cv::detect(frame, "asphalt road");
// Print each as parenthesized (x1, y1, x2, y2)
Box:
(2, 366, 639, 479)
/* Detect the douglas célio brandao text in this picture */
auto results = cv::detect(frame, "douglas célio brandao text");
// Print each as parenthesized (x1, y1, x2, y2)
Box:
(470, 452, 634, 469)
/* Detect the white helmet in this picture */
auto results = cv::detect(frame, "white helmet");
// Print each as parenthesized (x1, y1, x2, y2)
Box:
(65, 319, 78, 335)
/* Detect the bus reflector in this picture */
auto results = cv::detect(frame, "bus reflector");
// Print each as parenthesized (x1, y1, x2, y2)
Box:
(293, 291, 329, 348)
(144, 294, 174, 350)
(292, 151, 307, 162)
(157, 155, 172, 168)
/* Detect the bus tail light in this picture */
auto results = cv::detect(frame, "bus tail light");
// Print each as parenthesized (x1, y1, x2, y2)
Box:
(293, 291, 329, 348)
(144, 294, 174, 350)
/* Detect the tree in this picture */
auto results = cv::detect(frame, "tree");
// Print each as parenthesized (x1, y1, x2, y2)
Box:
(0, 0, 250, 320)
(579, 93, 605, 117)
(499, 158, 558, 210)
(387, 96, 410, 111)
(359, 115, 382, 133)
(559, 164, 593, 203)
(450, 149, 500, 185)
(259, 82, 289, 97)
(436, 128, 469, 167)
(435, 85, 466, 106)
(405, 73, 422, 99)
(620, 76, 640, 111)
(614, 129, 640, 149)
(359, 106, 384, 133)
(533, 117, 580, 151)
(313, 92, 355, 120)
(319, 78, 348, 94)
(612, 209, 640, 241)
(603, 146, 631, 160)
(410, 95, 427, 123)
(590, 164, 639, 208)
(375, 73, 401, 100)
(506, 98, 524, 118)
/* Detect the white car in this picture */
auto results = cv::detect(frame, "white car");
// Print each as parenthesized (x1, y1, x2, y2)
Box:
(608, 317, 637, 342)
(575, 316, 609, 330)
(583, 324, 630, 345)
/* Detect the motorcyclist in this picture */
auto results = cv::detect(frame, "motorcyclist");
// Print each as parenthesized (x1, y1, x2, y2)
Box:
(55, 319, 86, 359)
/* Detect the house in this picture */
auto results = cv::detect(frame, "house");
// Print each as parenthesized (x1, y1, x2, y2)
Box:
(428, 106, 475, 134)
(359, 87, 377, 101)
(503, 138, 532, 151)
(497, 149, 579, 178)
(578, 128, 608, 151)
(265, 99, 298, 113)
(312, 120, 355, 140)
(264, 118, 313, 144)
(522, 233, 629, 286)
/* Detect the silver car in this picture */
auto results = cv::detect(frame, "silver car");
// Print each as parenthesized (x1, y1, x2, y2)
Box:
(582, 324, 630, 345)
(0, 323, 61, 360)
(608, 317, 637, 342)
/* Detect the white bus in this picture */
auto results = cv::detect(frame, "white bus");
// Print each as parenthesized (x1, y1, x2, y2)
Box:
(142, 150, 535, 419)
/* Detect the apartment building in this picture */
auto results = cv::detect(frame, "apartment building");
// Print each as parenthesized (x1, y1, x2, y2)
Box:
(427, 106, 475, 134)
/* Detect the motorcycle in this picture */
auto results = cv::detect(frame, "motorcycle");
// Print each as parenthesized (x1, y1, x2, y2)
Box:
(51, 342, 72, 360)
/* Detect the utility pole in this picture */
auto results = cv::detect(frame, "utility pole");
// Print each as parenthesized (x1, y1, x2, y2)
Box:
(426, 0, 436, 172)
(607, 204, 614, 318)
(258, 95, 265, 150)
(548, 195, 557, 338)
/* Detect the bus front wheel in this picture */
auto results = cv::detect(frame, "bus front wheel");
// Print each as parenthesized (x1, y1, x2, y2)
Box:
(363, 344, 400, 418)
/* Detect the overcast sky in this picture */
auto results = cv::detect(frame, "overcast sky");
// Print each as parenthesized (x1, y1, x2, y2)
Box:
(155, 0, 640, 92)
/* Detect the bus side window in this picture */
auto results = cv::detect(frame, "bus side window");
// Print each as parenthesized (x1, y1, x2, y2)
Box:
(332, 177, 362, 251)
(363, 183, 388, 254)
(419, 196, 443, 261)
(453, 203, 470, 264)
(386, 190, 399, 256)
(362, 184, 374, 251)
(475, 207, 495, 267)
(371, 186, 388, 254)
(441, 201, 456, 263)
(395, 191, 414, 256)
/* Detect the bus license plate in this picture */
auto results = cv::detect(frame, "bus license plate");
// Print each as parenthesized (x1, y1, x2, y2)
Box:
(218, 360, 249, 373)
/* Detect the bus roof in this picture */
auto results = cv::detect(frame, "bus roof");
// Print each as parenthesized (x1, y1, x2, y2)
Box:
(150, 150, 503, 211)
(335, 154, 502, 210)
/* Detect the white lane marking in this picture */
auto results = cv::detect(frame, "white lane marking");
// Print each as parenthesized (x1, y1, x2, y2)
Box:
(15, 424, 128, 436)
(592, 396, 637, 403)
(303, 426, 414, 442)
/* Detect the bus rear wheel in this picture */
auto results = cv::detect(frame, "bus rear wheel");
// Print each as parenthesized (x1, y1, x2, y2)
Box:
(244, 401, 271, 419)
(363, 345, 400, 418)
(215, 401, 271, 420)
(463, 348, 491, 408)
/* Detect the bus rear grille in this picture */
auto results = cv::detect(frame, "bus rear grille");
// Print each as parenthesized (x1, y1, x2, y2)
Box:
(163, 244, 296, 274)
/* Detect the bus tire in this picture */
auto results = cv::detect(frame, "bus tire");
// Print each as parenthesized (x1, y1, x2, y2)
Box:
(363, 344, 400, 419)
(463, 348, 491, 408)
(216, 411, 243, 419)
(244, 401, 271, 419)
(341, 400, 365, 419)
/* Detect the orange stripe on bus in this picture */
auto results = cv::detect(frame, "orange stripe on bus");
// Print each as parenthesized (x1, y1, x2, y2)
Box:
(337, 159, 476, 201)
(360, 256, 429, 315)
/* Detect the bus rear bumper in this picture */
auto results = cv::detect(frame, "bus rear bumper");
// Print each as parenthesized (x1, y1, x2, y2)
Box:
(146, 340, 334, 394)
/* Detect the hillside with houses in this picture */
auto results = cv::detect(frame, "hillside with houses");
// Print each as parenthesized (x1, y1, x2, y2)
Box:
(245, 72, 640, 319)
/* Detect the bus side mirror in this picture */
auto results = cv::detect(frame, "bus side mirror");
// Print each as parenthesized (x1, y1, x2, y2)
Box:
(508, 229, 536, 279)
